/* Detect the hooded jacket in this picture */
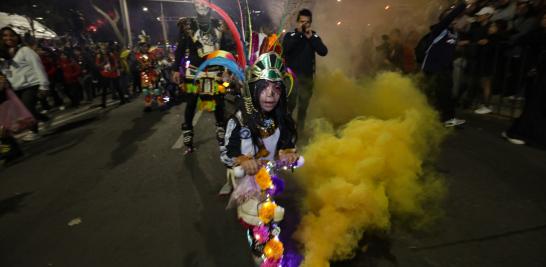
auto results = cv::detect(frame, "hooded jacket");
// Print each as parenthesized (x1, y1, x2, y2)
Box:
(422, 3, 466, 73)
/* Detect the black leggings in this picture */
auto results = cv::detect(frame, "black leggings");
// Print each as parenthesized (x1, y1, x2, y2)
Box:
(100, 76, 125, 106)
(65, 82, 82, 107)
(425, 72, 456, 122)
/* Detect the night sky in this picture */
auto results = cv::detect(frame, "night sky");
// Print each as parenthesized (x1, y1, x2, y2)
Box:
(0, 0, 276, 43)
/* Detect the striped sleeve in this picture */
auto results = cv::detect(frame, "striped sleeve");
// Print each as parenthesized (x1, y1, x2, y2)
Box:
(220, 118, 242, 167)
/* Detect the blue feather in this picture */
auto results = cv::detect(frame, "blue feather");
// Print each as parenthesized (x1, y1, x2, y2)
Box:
(194, 57, 245, 82)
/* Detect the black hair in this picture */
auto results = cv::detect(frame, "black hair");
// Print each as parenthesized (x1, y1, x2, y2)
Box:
(0, 27, 22, 46)
(297, 9, 313, 22)
(243, 79, 297, 152)
(0, 27, 23, 60)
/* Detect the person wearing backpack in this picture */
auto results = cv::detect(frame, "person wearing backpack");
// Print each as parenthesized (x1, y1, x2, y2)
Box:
(419, 1, 469, 127)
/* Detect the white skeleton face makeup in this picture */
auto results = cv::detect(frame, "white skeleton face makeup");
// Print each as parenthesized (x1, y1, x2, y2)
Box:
(194, 1, 210, 16)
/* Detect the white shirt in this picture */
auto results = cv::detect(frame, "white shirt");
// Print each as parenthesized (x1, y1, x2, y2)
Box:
(1, 46, 49, 91)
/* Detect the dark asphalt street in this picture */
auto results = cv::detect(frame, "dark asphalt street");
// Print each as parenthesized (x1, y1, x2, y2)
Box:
(1, 100, 545, 267)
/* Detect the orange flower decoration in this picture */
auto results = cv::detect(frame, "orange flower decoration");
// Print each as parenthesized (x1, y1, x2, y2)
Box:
(217, 84, 226, 93)
(255, 167, 272, 190)
(258, 201, 277, 224)
(264, 239, 284, 260)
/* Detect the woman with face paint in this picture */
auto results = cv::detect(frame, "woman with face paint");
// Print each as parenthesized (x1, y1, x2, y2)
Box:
(218, 52, 299, 265)
(220, 52, 298, 177)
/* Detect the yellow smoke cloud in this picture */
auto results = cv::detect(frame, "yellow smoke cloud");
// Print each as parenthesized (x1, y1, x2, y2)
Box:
(295, 72, 447, 266)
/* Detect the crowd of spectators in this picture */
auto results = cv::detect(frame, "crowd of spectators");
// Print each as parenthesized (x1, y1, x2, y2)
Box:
(367, 0, 544, 146)
(1, 0, 544, 166)
(0, 26, 176, 166)
(29, 37, 141, 112)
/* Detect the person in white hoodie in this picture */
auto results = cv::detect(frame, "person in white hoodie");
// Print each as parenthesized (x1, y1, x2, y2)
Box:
(0, 27, 50, 141)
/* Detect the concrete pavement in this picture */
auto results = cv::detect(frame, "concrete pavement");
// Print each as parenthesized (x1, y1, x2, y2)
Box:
(1, 100, 545, 267)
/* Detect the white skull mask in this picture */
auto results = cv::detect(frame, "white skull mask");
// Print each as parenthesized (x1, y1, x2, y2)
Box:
(194, 1, 210, 16)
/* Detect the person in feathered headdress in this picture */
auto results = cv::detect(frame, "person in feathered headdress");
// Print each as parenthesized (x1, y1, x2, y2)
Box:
(175, 0, 299, 176)
(220, 52, 298, 174)
(218, 51, 299, 267)
(135, 31, 165, 111)
(183, 1, 301, 264)
(171, 1, 229, 154)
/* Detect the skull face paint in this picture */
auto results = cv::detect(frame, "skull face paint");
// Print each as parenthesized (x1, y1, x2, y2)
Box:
(193, 1, 210, 16)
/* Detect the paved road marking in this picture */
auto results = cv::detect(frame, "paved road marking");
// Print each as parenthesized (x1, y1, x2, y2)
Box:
(192, 110, 203, 127)
(45, 108, 100, 129)
(15, 107, 104, 139)
(171, 110, 203, 149)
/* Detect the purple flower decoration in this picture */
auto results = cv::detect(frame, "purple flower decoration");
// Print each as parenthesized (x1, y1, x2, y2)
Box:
(267, 176, 285, 196)
(253, 225, 270, 244)
(281, 251, 303, 267)
(261, 258, 281, 267)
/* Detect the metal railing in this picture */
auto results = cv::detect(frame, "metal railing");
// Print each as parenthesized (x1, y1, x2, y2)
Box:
(455, 42, 534, 118)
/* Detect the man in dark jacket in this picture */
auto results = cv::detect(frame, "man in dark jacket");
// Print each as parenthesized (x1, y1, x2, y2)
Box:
(283, 9, 328, 134)
(421, 1, 468, 127)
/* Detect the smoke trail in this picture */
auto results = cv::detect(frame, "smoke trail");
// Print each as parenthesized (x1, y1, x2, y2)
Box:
(294, 72, 447, 266)
(309, 0, 449, 75)
(259, 0, 286, 26)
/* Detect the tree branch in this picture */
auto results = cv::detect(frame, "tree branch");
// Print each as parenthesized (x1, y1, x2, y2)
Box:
(90, 0, 125, 46)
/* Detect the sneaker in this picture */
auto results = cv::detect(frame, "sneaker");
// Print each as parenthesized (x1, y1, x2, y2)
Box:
(474, 105, 492, 115)
(21, 132, 40, 142)
(58, 105, 66, 111)
(183, 146, 194, 155)
(182, 129, 194, 148)
(501, 131, 525, 145)
(40, 109, 49, 115)
(444, 118, 466, 128)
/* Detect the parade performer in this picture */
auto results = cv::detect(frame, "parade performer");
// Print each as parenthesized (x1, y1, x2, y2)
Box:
(220, 52, 300, 266)
(220, 51, 298, 187)
(136, 32, 164, 112)
(249, 26, 283, 66)
(172, 1, 228, 153)
(177, 1, 301, 264)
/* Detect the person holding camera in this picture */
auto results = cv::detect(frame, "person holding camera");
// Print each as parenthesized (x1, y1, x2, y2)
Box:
(282, 9, 328, 136)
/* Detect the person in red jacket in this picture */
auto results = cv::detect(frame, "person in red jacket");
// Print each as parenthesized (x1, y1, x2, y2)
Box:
(59, 50, 82, 108)
(37, 46, 64, 110)
(95, 43, 127, 108)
